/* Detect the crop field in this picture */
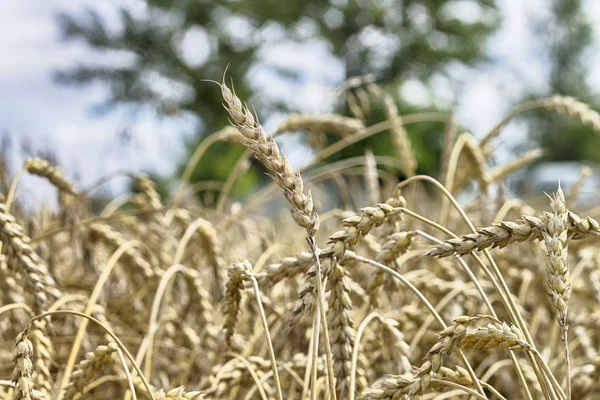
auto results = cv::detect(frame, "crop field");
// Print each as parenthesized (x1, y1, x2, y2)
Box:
(1, 79, 600, 400)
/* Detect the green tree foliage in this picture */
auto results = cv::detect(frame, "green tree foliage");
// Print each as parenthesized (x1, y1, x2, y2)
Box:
(525, 0, 600, 162)
(55, 0, 501, 197)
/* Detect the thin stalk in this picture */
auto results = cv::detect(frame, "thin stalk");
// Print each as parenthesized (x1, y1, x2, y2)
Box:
(564, 335, 571, 400)
(304, 312, 319, 400)
(248, 273, 283, 400)
(216, 148, 252, 212)
(307, 236, 337, 400)
(173, 128, 234, 206)
(349, 312, 380, 400)
(429, 379, 488, 400)
(479, 99, 550, 148)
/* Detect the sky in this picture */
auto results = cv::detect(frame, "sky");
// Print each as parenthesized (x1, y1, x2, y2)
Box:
(1, 0, 599, 206)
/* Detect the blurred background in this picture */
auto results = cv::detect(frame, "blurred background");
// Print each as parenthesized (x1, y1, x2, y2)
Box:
(2, 0, 600, 207)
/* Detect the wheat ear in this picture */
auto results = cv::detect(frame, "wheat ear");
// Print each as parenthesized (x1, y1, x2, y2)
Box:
(11, 331, 34, 400)
(219, 80, 319, 236)
(194, 218, 226, 301)
(222, 260, 283, 400)
(425, 211, 600, 258)
(362, 316, 530, 399)
(327, 260, 363, 398)
(542, 187, 571, 398)
(155, 386, 205, 399)
(0, 204, 61, 312)
(384, 95, 417, 177)
(64, 343, 118, 400)
(544, 95, 600, 133)
(133, 174, 163, 211)
(365, 149, 380, 205)
(566, 166, 592, 203)
(275, 113, 365, 136)
(462, 135, 491, 190)
(223, 262, 249, 348)
(490, 149, 544, 183)
(24, 157, 76, 195)
(220, 77, 340, 398)
(29, 320, 54, 398)
(368, 231, 415, 307)
(89, 223, 155, 278)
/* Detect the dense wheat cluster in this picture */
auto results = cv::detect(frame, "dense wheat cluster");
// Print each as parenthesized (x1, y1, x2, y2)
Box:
(2, 79, 600, 400)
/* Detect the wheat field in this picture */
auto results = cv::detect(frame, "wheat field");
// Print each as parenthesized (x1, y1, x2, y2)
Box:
(1, 78, 600, 400)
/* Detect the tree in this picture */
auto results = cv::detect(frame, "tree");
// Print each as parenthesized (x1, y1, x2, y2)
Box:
(524, 0, 600, 163)
(55, 0, 501, 196)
